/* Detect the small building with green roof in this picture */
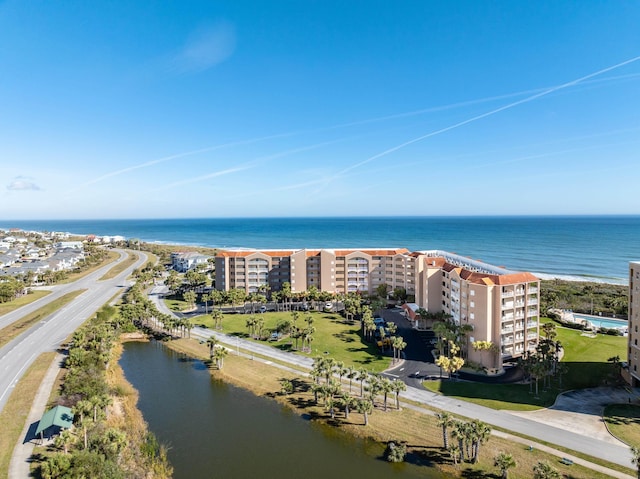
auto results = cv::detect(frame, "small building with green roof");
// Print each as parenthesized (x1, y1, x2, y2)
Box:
(35, 405, 74, 440)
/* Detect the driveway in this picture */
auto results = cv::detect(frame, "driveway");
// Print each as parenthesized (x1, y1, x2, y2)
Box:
(509, 387, 638, 446)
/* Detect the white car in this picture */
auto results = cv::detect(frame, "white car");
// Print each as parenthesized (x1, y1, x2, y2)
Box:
(324, 302, 333, 310)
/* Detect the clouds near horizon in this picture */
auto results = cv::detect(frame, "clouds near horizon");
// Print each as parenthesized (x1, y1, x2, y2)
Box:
(7, 177, 41, 191)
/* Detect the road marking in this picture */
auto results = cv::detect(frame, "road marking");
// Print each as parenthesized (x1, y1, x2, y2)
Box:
(385, 373, 400, 378)
(399, 368, 405, 371)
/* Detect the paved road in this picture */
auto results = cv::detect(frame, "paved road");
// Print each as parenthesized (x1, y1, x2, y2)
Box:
(150, 290, 635, 468)
(0, 249, 147, 413)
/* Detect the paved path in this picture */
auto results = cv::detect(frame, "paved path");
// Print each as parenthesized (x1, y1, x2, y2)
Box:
(150, 290, 636, 471)
(9, 353, 65, 479)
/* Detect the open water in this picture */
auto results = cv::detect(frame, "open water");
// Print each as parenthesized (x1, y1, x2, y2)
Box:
(2, 216, 639, 284)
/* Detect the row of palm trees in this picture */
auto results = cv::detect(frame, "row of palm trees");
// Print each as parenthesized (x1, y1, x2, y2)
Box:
(120, 284, 193, 339)
(306, 356, 407, 425)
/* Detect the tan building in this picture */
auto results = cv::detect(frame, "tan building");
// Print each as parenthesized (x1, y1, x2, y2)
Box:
(215, 247, 540, 369)
(416, 251, 540, 370)
(628, 262, 640, 386)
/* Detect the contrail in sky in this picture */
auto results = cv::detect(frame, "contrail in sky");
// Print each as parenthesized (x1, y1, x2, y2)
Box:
(76, 63, 640, 190)
(332, 55, 640, 177)
(148, 139, 341, 192)
(71, 132, 298, 192)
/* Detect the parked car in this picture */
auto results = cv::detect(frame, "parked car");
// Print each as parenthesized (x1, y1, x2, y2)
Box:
(324, 301, 333, 310)
(259, 305, 267, 313)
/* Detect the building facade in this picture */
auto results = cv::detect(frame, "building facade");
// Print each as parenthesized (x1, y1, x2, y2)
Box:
(628, 262, 640, 386)
(215, 247, 540, 369)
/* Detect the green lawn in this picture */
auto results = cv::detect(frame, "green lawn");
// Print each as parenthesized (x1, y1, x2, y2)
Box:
(193, 309, 391, 373)
(423, 318, 627, 410)
(604, 404, 640, 446)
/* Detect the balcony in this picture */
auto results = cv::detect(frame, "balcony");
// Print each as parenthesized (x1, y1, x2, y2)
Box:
(527, 299, 538, 306)
(515, 288, 525, 296)
(501, 291, 514, 298)
(502, 301, 514, 309)
(529, 286, 539, 293)
(502, 313, 514, 321)
(502, 347, 514, 355)
(501, 327, 514, 334)
(527, 309, 537, 316)
(527, 321, 537, 328)
(527, 332, 538, 340)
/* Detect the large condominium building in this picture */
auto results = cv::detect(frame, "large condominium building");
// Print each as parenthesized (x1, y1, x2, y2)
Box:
(628, 262, 640, 386)
(215, 248, 540, 369)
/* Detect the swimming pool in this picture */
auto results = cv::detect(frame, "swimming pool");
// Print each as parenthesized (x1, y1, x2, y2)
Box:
(572, 313, 628, 330)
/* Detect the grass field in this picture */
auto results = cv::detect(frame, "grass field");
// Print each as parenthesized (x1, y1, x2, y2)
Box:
(0, 290, 86, 349)
(192, 309, 391, 373)
(0, 290, 51, 317)
(99, 252, 138, 280)
(604, 404, 640, 447)
(0, 352, 56, 478)
(424, 319, 627, 410)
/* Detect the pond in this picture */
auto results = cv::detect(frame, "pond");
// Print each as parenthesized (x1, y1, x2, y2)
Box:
(119, 341, 445, 479)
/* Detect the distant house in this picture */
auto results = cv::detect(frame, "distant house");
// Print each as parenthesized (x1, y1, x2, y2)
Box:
(171, 252, 212, 272)
(54, 241, 84, 250)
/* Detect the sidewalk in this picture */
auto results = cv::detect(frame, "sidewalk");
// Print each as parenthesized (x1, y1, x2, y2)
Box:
(9, 353, 65, 479)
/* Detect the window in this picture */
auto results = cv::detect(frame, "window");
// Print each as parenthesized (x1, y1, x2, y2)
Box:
(470, 290, 475, 296)
(470, 301, 475, 308)
(470, 313, 475, 320)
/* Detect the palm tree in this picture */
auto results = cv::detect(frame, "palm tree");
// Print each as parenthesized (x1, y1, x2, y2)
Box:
(380, 377, 394, 411)
(213, 345, 229, 369)
(447, 443, 461, 467)
(202, 292, 211, 314)
(470, 419, 491, 463)
(357, 368, 368, 397)
(54, 429, 76, 454)
(340, 392, 357, 420)
(207, 336, 218, 360)
(212, 309, 224, 330)
(392, 379, 406, 409)
(356, 398, 373, 426)
(533, 461, 561, 479)
(436, 411, 455, 449)
(494, 452, 516, 479)
(366, 374, 382, 406)
(346, 366, 357, 393)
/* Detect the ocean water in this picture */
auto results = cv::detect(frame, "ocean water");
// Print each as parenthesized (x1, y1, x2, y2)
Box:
(1, 216, 639, 284)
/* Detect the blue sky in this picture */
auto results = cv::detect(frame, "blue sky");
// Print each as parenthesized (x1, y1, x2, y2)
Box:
(1, 1, 639, 219)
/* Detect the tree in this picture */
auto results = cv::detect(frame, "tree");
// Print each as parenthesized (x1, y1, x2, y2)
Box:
(211, 310, 224, 330)
(469, 419, 491, 463)
(533, 461, 561, 479)
(392, 379, 406, 409)
(357, 368, 368, 397)
(201, 292, 212, 314)
(339, 392, 357, 420)
(380, 377, 394, 411)
(384, 441, 407, 463)
(182, 290, 197, 309)
(494, 452, 516, 479)
(206, 336, 218, 360)
(54, 429, 76, 454)
(356, 399, 373, 426)
(436, 412, 455, 449)
(213, 345, 228, 369)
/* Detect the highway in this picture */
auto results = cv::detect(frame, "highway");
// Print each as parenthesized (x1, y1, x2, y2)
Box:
(0, 249, 147, 413)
